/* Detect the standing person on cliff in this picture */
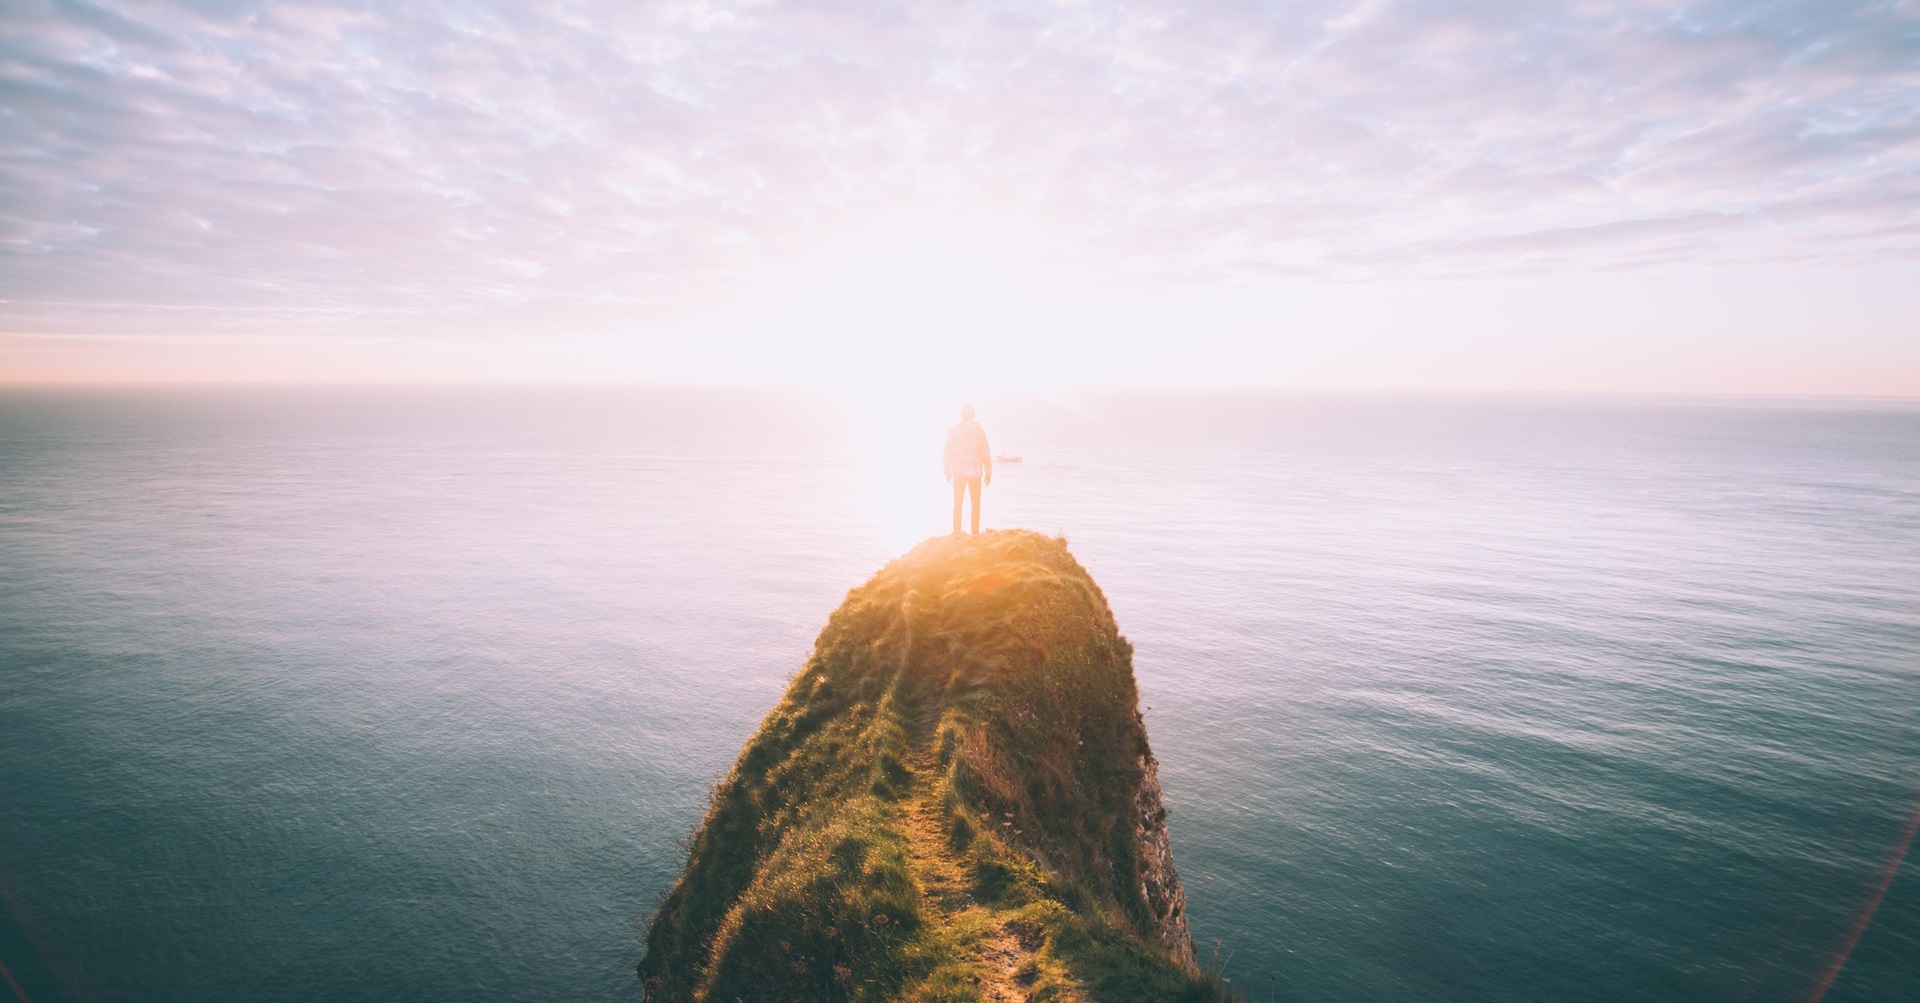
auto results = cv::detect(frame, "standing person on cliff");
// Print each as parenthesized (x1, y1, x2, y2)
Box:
(944, 404, 992, 536)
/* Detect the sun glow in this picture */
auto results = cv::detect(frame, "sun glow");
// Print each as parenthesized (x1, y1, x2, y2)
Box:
(843, 389, 965, 555)
(696, 207, 1099, 400)
(697, 209, 1084, 553)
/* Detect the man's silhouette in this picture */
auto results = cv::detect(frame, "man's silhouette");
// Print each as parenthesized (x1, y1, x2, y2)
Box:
(943, 404, 992, 535)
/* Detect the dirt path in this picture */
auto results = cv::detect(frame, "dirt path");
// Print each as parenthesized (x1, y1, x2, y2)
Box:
(898, 687, 1057, 1002)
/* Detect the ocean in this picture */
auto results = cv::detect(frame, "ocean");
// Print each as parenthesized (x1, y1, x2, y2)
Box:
(1, 387, 1915, 1002)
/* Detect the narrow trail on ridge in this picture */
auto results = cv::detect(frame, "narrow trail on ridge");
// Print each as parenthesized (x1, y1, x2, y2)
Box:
(897, 680, 1070, 1003)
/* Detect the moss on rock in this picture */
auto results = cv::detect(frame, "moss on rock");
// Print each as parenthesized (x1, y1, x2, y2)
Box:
(639, 530, 1222, 1002)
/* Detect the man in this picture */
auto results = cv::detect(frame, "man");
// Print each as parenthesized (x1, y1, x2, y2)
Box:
(943, 404, 992, 535)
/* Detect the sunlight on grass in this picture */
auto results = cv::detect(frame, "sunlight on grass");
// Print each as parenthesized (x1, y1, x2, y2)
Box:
(639, 531, 1227, 1002)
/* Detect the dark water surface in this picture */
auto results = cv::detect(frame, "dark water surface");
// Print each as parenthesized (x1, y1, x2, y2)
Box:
(1, 387, 1915, 1001)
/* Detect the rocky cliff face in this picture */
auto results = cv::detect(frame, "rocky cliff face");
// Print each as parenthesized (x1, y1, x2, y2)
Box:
(638, 530, 1216, 1002)
(1134, 753, 1196, 969)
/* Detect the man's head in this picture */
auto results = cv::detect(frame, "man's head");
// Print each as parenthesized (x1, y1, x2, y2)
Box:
(960, 404, 976, 421)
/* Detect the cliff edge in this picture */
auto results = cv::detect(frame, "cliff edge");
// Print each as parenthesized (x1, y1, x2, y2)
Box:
(639, 530, 1217, 1002)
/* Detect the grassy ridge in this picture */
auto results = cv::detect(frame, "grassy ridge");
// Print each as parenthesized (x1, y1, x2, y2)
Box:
(639, 530, 1232, 1002)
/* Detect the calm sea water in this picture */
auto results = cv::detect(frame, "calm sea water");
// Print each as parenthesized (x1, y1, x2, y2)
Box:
(1, 387, 1916, 1002)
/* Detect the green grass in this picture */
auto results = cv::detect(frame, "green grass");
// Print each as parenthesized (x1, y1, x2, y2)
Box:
(638, 530, 1240, 1002)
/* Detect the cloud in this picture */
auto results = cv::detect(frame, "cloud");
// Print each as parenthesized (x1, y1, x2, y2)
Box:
(1, 0, 1916, 342)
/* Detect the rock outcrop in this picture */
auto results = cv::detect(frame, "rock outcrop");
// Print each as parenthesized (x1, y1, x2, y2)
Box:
(639, 530, 1215, 1002)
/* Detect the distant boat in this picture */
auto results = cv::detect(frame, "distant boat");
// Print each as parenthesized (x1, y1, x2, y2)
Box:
(995, 454, 1022, 463)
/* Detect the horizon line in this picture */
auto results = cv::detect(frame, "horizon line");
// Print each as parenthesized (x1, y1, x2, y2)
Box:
(3, 378, 1918, 405)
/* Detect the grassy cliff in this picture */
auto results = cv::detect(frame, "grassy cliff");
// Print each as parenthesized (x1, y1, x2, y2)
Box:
(638, 530, 1226, 1003)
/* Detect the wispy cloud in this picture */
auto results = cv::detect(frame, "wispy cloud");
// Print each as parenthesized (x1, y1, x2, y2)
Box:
(2, 0, 1916, 338)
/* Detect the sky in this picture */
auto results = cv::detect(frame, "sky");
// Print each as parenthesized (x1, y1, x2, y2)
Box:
(2, 0, 1917, 393)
